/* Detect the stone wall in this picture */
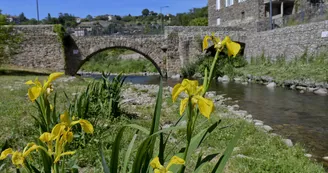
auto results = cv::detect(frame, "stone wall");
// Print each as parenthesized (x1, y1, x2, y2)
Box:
(165, 26, 247, 69)
(245, 20, 328, 60)
(11, 25, 64, 71)
(208, 0, 265, 31)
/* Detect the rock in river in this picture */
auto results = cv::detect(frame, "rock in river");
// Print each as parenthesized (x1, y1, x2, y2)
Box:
(323, 156, 328, 161)
(171, 74, 181, 79)
(314, 88, 328, 96)
(218, 75, 230, 82)
(266, 82, 276, 88)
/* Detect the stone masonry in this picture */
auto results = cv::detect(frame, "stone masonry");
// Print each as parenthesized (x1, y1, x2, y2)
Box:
(8, 21, 328, 76)
(11, 25, 64, 70)
(208, 0, 266, 31)
(67, 35, 167, 76)
(245, 20, 328, 60)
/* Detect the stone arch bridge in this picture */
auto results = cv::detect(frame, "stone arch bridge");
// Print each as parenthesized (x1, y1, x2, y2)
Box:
(10, 25, 247, 77)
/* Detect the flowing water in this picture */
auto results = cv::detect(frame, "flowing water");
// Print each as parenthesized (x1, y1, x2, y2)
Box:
(86, 74, 328, 164)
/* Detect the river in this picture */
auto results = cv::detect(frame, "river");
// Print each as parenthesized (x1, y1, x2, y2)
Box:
(86, 74, 328, 164)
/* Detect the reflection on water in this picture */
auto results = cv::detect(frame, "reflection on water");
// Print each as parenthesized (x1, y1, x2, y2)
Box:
(85, 74, 328, 159)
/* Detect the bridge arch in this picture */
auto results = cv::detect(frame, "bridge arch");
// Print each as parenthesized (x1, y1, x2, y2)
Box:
(78, 46, 163, 76)
(66, 35, 167, 76)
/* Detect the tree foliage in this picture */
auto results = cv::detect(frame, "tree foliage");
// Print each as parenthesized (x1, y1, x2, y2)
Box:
(188, 17, 208, 26)
(142, 9, 150, 16)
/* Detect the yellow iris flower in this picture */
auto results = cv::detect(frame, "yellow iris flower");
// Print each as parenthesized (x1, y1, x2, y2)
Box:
(25, 72, 64, 102)
(172, 79, 214, 118)
(0, 143, 48, 167)
(203, 33, 241, 57)
(150, 156, 185, 173)
(39, 111, 94, 163)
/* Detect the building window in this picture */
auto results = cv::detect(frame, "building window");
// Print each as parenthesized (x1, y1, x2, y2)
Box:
(238, 0, 246, 2)
(226, 0, 234, 6)
(217, 0, 221, 9)
(217, 18, 221, 25)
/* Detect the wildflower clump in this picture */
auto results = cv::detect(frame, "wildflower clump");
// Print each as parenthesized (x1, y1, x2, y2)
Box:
(0, 111, 93, 171)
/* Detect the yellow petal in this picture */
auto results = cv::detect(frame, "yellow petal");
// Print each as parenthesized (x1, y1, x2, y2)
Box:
(167, 156, 185, 170)
(226, 41, 241, 57)
(40, 132, 52, 142)
(78, 120, 94, 134)
(172, 83, 185, 102)
(34, 78, 42, 87)
(150, 157, 163, 169)
(23, 144, 40, 157)
(48, 72, 64, 83)
(60, 111, 70, 125)
(54, 151, 76, 163)
(179, 98, 189, 116)
(67, 132, 73, 143)
(51, 124, 65, 140)
(0, 148, 13, 160)
(28, 86, 42, 102)
(44, 72, 64, 88)
(202, 35, 211, 51)
(25, 80, 34, 85)
(183, 79, 199, 95)
(195, 96, 214, 118)
(11, 151, 24, 167)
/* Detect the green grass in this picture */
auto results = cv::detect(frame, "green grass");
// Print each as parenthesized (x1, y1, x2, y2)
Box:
(236, 53, 328, 83)
(81, 49, 158, 73)
(0, 75, 325, 172)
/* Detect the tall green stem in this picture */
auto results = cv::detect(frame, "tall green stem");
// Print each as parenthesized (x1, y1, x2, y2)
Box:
(205, 50, 220, 93)
(180, 98, 194, 173)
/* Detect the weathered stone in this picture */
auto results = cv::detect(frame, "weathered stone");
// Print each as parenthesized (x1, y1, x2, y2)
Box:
(304, 154, 312, 158)
(314, 88, 328, 96)
(307, 87, 317, 92)
(296, 86, 307, 91)
(282, 139, 293, 147)
(218, 75, 230, 82)
(322, 156, 328, 161)
(234, 77, 242, 81)
(253, 119, 263, 124)
(262, 125, 273, 132)
(255, 122, 264, 126)
(290, 85, 296, 90)
(171, 74, 181, 79)
(266, 82, 276, 88)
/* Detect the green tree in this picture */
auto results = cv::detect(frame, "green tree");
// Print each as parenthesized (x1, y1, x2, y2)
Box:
(0, 15, 6, 25)
(142, 8, 150, 16)
(18, 12, 28, 23)
(86, 14, 93, 21)
(0, 17, 22, 63)
(188, 17, 208, 26)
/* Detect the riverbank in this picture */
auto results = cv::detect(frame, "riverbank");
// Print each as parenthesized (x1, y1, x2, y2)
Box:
(232, 54, 328, 96)
(0, 75, 325, 172)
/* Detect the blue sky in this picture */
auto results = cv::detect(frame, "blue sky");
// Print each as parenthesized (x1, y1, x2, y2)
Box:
(2, 0, 207, 19)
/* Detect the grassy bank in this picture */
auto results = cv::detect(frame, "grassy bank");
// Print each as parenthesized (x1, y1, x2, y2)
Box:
(236, 53, 328, 83)
(0, 75, 325, 172)
(81, 49, 158, 73)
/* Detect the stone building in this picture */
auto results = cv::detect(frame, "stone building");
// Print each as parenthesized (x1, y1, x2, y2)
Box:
(208, 0, 326, 31)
